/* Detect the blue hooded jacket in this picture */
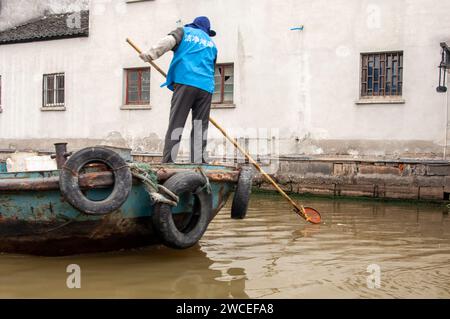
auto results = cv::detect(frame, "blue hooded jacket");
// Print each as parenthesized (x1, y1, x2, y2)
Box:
(161, 18, 218, 94)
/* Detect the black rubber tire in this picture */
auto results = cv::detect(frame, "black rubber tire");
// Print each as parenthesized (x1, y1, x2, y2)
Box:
(152, 171, 213, 249)
(231, 165, 254, 219)
(59, 147, 132, 215)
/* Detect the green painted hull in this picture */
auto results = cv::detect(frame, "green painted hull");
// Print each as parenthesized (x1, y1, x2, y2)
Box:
(0, 163, 237, 256)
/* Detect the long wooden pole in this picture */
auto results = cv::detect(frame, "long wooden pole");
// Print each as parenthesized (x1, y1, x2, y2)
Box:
(126, 38, 168, 78)
(126, 38, 318, 223)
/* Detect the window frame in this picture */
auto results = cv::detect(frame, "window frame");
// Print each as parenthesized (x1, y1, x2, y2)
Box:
(42, 73, 65, 108)
(126, 0, 155, 3)
(359, 51, 403, 99)
(213, 63, 234, 105)
(125, 67, 151, 106)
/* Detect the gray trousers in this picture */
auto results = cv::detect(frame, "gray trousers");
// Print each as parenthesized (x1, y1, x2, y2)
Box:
(162, 84, 212, 163)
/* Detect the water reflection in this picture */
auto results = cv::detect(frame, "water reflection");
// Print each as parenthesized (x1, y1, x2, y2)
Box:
(0, 246, 249, 299)
(0, 194, 449, 298)
(202, 195, 450, 298)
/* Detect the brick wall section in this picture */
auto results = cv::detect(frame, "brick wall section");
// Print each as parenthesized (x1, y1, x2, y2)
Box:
(253, 158, 450, 201)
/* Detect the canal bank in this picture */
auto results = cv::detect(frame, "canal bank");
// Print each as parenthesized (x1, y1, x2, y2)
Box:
(2, 152, 450, 202)
(255, 156, 450, 202)
(131, 154, 450, 202)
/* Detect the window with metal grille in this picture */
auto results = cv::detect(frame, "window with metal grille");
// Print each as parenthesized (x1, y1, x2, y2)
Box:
(361, 52, 403, 97)
(125, 68, 150, 105)
(43, 73, 65, 107)
(213, 64, 234, 104)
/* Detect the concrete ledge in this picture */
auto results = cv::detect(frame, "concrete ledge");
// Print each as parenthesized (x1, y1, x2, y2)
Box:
(355, 98, 406, 105)
(427, 165, 450, 176)
(120, 105, 152, 110)
(40, 107, 66, 112)
(211, 104, 236, 109)
(384, 186, 419, 199)
(419, 187, 444, 200)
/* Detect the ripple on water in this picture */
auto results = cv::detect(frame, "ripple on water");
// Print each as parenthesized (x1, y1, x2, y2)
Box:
(202, 196, 450, 298)
(0, 194, 449, 298)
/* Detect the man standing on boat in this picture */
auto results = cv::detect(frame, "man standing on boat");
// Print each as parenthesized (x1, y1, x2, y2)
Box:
(139, 16, 218, 164)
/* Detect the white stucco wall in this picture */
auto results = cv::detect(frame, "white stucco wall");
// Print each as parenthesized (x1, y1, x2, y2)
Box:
(1, 0, 450, 158)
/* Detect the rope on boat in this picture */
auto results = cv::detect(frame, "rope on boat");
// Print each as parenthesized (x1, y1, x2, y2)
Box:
(128, 163, 179, 206)
(195, 166, 212, 195)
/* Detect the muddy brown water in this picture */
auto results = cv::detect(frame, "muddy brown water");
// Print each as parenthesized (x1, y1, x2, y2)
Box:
(0, 193, 449, 298)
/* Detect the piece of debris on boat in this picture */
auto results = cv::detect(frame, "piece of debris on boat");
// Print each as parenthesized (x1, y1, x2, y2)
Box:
(0, 144, 253, 256)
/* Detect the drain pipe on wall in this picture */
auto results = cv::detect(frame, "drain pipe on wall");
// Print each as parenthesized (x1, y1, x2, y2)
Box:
(445, 88, 449, 160)
(439, 43, 450, 159)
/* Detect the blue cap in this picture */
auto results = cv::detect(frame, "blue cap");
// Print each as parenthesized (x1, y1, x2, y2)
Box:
(185, 16, 216, 37)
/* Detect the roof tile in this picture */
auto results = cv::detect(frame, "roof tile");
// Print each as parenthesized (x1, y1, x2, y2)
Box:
(0, 11, 89, 45)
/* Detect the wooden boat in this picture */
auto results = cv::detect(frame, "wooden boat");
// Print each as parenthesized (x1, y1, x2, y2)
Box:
(0, 146, 253, 256)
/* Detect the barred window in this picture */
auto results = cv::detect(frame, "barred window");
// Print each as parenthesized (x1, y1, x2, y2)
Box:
(361, 52, 403, 97)
(213, 64, 234, 104)
(43, 73, 65, 107)
(125, 68, 150, 105)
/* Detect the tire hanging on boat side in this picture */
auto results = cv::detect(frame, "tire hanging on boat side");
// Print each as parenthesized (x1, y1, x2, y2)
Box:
(59, 147, 132, 215)
(231, 165, 255, 219)
(152, 171, 213, 249)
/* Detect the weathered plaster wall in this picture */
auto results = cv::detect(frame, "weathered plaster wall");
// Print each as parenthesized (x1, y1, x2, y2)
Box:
(1, 0, 450, 159)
